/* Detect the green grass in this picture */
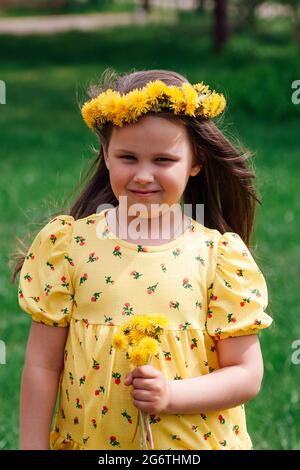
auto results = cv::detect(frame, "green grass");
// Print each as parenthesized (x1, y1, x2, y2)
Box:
(0, 0, 136, 17)
(0, 12, 299, 449)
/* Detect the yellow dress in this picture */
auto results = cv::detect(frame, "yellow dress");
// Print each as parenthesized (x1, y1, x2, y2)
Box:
(18, 208, 272, 450)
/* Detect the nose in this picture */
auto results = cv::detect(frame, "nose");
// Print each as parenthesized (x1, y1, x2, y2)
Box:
(133, 169, 154, 184)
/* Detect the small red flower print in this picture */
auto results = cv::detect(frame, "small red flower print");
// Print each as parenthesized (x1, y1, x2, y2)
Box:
(64, 255, 75, 266)
(163, 351, 172, 361)
(101, 406, 108, 416)
(83, 319, 89, 328)
(113, 246, 122, 257)
(149, 415, 161, 424)
(112, 372, 121, 384)
(79, 273, 88, 285)
(86, 218, 96, 225)
(91, 419, 97, 429)
(79, 376, 86, 386)
(160, 263, 167, 272)
(91, 292, 102, 302)
(130, 270, 143, 279)
(46, 261, 55, 271)
(92, 358, 100, 370)
(172, 435, 181, 441)
(75, 398, 82, 409)
(29, 296, 40, 303)
(147, 282, 158, 294)
(237, 269, 244, 277)
(95, 386, 105, 396)
(210, 292, 218, 301)
(121, 303, 133, 316)
(207, 308, 213, 319)
(61, 276, 69, 288)
(44, 284, 53, 296)
(105, 276, 114, 284)
(233, 425, 239, 435)
(205, 240, 214, 249)
(169, 300, 179, 310)
(240, 297, 250, 307)
(74, 417, 79, 425)
(220, 440, 227, 447)
(24, 273, 32, 282)
(182, 278, 192, 289)
(218, 414, 225, 424)
(137, 245, 148, 253)
(18, 289, 24, 299)
(254, 319, 262, 326)
(190, 338, 198, 350)
(200, 413, 207, 421)
(121, 410, 133, 424)
(69, 372, 74, 385)
(227, 313, 237, 323)
(49, 234, 57, 244)
(109, 436, 120, 447)
(179, 321, 191, 331)
(204, 432, 212, 440)
(172, 248, 181, 257)
(104, 315, 114, 326)
(26, 252, 35, 260)
(221, 240, 228, 246)
(74, 235, 86, 246)
(251, 288, 261, 297)
(195, 300, 202, 310)
(87, 252, 99, 263)
(192, 425, 199, 433)
(214, 328, 222, 340)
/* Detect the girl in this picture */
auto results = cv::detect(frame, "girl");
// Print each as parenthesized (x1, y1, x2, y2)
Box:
(13, 68, 272, 450)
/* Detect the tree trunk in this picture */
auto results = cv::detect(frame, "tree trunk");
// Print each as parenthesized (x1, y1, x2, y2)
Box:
(213, 0, 229, 53)
(141, 0, 151, 13)
(196, 0, 206, 12)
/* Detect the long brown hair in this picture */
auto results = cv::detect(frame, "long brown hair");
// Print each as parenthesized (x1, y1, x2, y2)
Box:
(10, 67, 261, 283)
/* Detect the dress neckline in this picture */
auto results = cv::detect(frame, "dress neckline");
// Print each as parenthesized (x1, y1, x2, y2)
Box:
(96, 207, 196, 253)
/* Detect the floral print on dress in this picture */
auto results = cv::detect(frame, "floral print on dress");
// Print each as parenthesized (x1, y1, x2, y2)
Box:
(18, 210, 272, 450)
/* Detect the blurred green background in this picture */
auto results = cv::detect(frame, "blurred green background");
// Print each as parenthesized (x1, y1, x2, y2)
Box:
(0, 0, 300, 450)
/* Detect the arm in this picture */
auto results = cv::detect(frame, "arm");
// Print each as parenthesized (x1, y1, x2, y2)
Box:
(20, 321, 68, 450)
(166, 334, 264, 414)
(125, 334, 264, 415)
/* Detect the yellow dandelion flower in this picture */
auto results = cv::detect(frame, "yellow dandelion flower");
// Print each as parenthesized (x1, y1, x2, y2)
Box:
(128, 345, 149, 367)
(165, 86, 185, 114)
(129, 314, 151, 333)
(81, 98, 100, 129)
(128, 328, 145, 345)
(112, 333, 129, 351)
(125, 89, 151, 120)
(144, 80, 168, 106)
(181, 83, 198, 116)
(138, 337, 159, 356)
(200, 92, 226, 118)
(193, 82, 210, 94)
(148, 314, 168, 329)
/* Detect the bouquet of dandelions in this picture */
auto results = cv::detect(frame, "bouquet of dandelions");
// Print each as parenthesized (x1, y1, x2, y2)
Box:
(112, 313, 168, 450)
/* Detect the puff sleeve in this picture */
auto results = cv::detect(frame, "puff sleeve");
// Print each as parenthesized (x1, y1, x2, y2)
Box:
(206, 231, 272, 340)
(18, 215, 75, 327)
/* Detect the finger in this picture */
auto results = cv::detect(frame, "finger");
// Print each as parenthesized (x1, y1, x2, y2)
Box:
(132, 365, 159, 379)
(132, 377, 157, 390)
(124, 373, 133, 386)
(132, 389, 153, 401)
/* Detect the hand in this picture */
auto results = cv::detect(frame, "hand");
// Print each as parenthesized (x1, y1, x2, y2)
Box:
(124, 365, 171, 414)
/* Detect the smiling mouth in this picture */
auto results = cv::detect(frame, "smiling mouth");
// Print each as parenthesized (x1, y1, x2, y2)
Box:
(129, 190, 160, 195)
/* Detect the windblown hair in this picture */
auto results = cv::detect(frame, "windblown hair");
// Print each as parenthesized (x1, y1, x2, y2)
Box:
(10, 67, 261, 283)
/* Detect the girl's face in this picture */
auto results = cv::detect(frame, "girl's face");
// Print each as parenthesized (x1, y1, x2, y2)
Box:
(103, 114, 202, 215)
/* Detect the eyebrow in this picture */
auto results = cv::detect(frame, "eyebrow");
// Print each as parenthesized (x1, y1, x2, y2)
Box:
(113, 149, 179, 158)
